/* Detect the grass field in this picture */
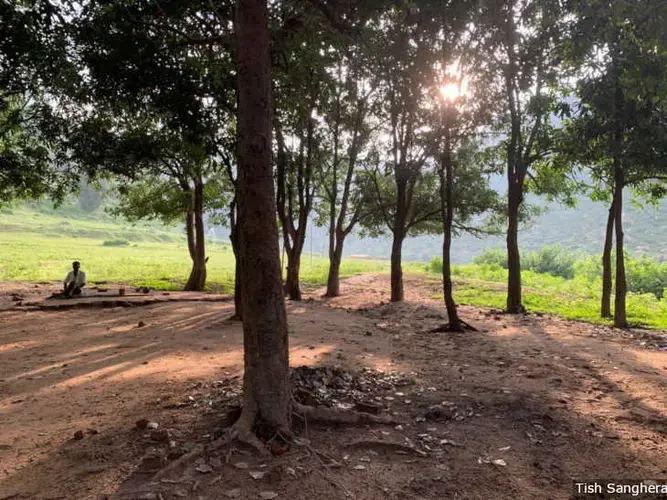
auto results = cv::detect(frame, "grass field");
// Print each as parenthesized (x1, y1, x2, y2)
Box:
(2, 202, 666, 330)
(0, 204, 399, 293)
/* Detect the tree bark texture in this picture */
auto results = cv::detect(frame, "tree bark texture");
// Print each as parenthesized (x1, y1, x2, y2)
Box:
(235, 0, 291, 434)
(440, 128, 461, 330)
(184, 179, 207, 291)
(601, 199, 615, 318)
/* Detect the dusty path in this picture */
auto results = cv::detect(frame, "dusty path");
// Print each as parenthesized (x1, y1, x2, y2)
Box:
(0, 275, 665, 499)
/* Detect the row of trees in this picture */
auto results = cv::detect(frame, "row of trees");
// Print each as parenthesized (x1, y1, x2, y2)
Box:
(3, 0, 667, 331)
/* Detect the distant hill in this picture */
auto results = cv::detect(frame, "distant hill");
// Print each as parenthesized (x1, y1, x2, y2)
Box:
(299, 193, 667, 264)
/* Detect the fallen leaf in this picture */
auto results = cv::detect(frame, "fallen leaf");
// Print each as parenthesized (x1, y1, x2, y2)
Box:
(353, 465, 366, 470)
(492, 459, 507, 467)
(250, 471, 266, 480)
(259, 492, 279, 499)
(223, 489, 241, 498)
(234, 462, 249, 469)
(498, 446, 511, 451)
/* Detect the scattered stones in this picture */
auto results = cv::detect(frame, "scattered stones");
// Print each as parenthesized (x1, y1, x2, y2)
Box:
(195, 463, 213, 474)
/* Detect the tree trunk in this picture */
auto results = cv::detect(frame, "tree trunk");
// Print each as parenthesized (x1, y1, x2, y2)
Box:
(612, 63, 627, 329)
(390, 229, 405, 302)
(325, 235, 344, 297)
(440, 130, 461, 330)
(185, 179, 207, 291)
(235, 0, 291, 436)
(284, 243, 303, 301)
(506, 185, 523, 313)
(613, 164, 627, 328)
(230, 211, 243, 320)
(601, 199, 615, 318)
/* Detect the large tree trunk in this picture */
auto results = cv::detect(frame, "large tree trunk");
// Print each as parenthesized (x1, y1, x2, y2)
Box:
(390, 229, 405, 302)
(601, 199, 615, 318)
(440, 131, 461, 330)
(185, 179, 207, 291)
(506, 184, 523, 313)
(235, 0, 291, 436)
(613, 163, 627, 328)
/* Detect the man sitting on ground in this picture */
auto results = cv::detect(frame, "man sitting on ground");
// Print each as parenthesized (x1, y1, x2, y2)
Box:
(63, 261, 86, 298)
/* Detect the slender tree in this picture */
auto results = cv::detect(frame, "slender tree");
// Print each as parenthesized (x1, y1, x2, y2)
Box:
(478, 0, 570, 313)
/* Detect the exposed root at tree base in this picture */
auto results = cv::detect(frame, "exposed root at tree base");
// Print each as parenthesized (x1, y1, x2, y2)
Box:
(292, 401, 399, 426)
(150, 401, 397, 481)
(344, 439, 427, 456)
(430, 319, 478, 333)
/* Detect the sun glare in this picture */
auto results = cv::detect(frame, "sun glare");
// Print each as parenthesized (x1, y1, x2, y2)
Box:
(440, 83, 460, 102)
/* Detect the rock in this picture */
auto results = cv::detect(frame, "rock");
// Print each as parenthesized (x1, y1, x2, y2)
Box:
(259, 492, 279, 499)
(365, 331, 373, 336)
(223, 489, 241, 498)
(73, 430, 85, 440)
(424, 405, 454, 421)
(136, 493, 158, 500)
(137, 321, 146, 328)
(150, 429, 169, 442)
(196, 464, 213, 474)
(136, 419, 149, 430)
(233, 462, 249, 470)
(352, 465, 366, 470)
(147, 422, 159, 430)
(250, 471, 266, 480)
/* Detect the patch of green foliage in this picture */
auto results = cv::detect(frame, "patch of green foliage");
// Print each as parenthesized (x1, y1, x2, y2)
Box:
(102, 238, 130, 247)
(427, 252, 667, 329)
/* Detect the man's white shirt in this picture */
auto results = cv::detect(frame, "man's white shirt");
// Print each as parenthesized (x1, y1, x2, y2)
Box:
(64, 270, 86, 287)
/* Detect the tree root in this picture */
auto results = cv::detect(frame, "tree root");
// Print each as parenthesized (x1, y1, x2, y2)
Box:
(429, 319, 478, 333)
(344, 439, 427, 456)
(151, 400, 399, 481)
(150, 416, 268, 482)
(292, 402, 399, 426)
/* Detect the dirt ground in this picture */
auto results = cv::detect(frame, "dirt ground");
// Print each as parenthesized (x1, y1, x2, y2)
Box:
(0, 275, 666, 500)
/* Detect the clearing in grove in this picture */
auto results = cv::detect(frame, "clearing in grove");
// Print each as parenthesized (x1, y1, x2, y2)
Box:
(0, 274, 665, 499)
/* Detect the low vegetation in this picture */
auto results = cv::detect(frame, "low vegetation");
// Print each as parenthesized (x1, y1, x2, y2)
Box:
(429, 247, 667, 329)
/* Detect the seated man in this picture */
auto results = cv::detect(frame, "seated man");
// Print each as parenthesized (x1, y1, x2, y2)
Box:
(63, 261, 86, 298)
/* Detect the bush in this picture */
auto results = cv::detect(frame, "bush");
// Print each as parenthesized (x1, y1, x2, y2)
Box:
(625, 255, 667, 299)
(428, 257, 443, 274)
(473, 248, 508, 269)
(102, 238, 130, 247)
(523, 244, 576, 279)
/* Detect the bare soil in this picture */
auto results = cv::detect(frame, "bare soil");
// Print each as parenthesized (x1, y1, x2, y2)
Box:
(0, 275, 666, 500)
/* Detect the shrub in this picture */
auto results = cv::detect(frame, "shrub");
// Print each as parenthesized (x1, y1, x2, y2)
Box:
(523, 244, 576, 279)
(428, 257, 443, 274)
(473, 248, 508, 269)
(625, 255, 667, 299)
(102, 238, 130, 247)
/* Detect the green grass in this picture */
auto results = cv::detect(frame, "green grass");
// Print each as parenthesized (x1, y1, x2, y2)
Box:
(0, 204, 398, 293)
(3, 202, 666, 331)
(426, 264, 667, 330)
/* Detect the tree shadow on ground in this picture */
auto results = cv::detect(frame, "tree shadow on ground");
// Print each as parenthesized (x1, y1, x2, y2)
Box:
(0, 281, 665, 500)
